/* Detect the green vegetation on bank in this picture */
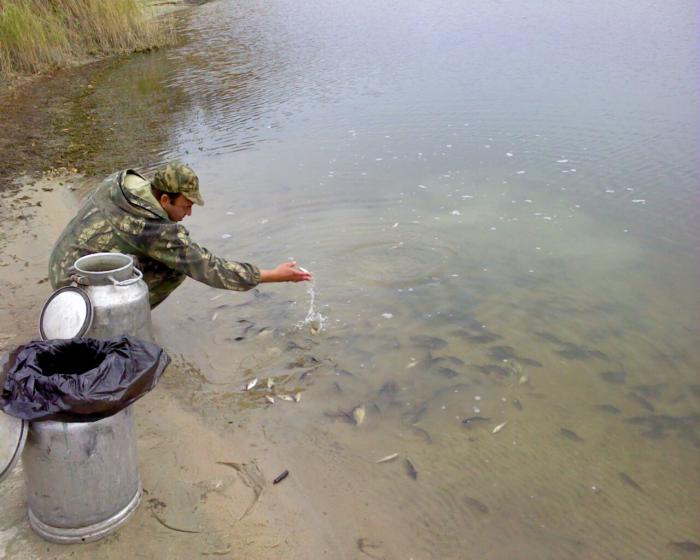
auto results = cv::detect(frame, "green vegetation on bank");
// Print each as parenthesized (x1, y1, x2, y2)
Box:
(0, 0, 172, 81)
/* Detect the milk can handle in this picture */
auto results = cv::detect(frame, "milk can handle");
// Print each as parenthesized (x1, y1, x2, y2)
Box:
(108, 267, 143, 286)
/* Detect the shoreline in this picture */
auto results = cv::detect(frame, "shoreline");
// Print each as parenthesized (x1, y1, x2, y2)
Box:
(0, 3, 336, 557)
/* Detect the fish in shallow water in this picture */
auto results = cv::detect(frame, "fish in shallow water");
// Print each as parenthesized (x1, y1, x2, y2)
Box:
(245, 378, 258, 391)
(595, 404, 621, 414)
(512, 399, 523, 411)
(436, 366, 459, 378)
(627, 392, 655, 412)
(618, 472, 643, 492)
(463, 496, 489, 514)
(670, 541, 700, 553)
(475, 364, 510, 376)
(462, 416, 490, 427)
(404, 458, 418, 480)
(378, 380, 398, 400)
(410, 426, 433, 444)
(560, 428, 584, 442)
(411, 335, 448, 350)
(600, 371, 626, 384)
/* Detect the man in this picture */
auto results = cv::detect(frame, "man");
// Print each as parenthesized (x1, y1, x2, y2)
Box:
(49, 163, 311, 307)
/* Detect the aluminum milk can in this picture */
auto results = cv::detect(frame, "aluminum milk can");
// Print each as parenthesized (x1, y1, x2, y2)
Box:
(40, 252, 153, 342)
(19, 251, 154, 543)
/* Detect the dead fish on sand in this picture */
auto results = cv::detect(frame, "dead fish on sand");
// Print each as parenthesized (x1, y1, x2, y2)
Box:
(376, 453, 399, 464)
(245, 378, 259, 391)
(404, 458, 418, 480)
(265, 395, 275, 404)
(352, 405, 366, 426)
(278, 394, 295, 402)
(492, 421, 507, 434)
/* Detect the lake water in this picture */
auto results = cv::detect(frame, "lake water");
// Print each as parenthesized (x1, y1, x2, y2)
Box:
(88, 0, 699, 557)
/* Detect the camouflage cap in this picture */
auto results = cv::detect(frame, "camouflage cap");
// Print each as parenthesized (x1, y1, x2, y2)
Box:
(152, 163, 204, 206)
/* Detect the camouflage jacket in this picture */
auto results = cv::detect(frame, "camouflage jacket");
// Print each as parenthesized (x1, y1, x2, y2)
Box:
(49, 170, 260, 307)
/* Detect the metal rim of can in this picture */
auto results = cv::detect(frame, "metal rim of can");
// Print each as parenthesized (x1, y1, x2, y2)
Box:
(39, 286, 94, 341)
(0, 413, 28, 484)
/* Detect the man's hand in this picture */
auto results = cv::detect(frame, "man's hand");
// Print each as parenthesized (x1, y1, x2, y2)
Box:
(260, 262, 313, 283)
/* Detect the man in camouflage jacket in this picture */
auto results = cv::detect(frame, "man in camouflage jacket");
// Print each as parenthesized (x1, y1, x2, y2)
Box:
(49, 163, 311, 307)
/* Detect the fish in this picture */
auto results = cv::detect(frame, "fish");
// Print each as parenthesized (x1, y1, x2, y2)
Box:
(352, 405, 366, 426)
(434, 355, 465, 367)
(512, 399, 523, 411)
(489, 346, 517, 360)
(475, 364, 510, 376)
(560, 428, 584, 442)
(670, 541, 700, 553)
(376, 453, 399, 464)
(462, 416, 491, 427)
(600, 371, 626, 384)
(273, 470, 289, 484)
(458, 329, 502, 344)
(632, 383, 667, 399)
(265, 395, 275, 404)
(410, 426, 433, 444)
(246, 378, 258, 391)
(404, 459, 418, 480)
(628, 392, 655, 412)
(410, 335, 448, 350)
(436, 367, 459, 378)
(518, 374, 529, 385)
(492, 421, 507, 434)
(618, 472, 643, 492)
(378, 380, 398, 400)
(594, 404, 621, 414)
(298, 266, 310, 274)
(401, 403, 428, 425)
(279, 394, 295, 402)
(293, 392, 301, 403)
(463, 496, 489, 514)
(266, 377, 274, 389)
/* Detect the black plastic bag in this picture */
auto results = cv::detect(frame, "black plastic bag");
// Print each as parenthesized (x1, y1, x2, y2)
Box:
(0, 336, 170, 421)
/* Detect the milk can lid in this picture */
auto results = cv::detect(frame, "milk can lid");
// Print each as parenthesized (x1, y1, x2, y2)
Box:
(39, 286, 93, 340)
(0, 412, 27, 483)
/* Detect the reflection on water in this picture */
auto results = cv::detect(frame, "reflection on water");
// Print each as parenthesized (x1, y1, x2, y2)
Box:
(99, 0, 700, 557)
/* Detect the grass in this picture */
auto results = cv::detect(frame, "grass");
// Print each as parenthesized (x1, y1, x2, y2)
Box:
(0, 0, 173, 81)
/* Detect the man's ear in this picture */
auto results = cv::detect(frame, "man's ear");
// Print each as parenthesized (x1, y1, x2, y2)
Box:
(159, 193, 170, 207)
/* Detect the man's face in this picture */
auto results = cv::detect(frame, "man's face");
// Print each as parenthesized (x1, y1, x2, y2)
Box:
(160, 194, 193, 222)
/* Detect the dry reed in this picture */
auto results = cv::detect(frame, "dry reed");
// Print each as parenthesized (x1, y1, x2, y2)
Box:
(0, 0, 173, 80)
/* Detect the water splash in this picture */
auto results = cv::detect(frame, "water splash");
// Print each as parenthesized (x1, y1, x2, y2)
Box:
(297, 277, 327, 334)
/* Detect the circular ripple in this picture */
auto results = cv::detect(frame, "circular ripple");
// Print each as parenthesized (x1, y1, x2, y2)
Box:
(345, 239, 458, 289)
